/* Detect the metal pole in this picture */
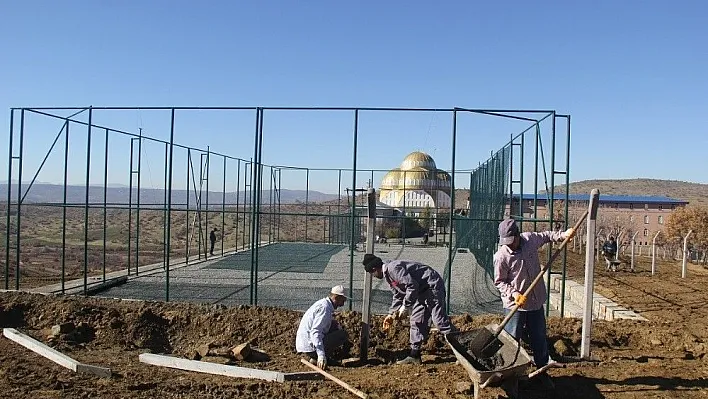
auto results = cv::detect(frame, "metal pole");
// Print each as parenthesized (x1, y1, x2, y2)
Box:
(546, 113, 556, 316)
(509, 134, 514, 217)
(254, 110, 265, 305)
(4, 109, 13, 289)
(83, 107, 93, 295)
(61, 121, 69, 293)
(682, 230, 692, 278)
(348, 109, 359, 311)
(531, 124, 539, 231)
(581, 189, 600, 359)
(222, 155, 226, 255)
(205, 147, 211, 257)
(519, 132, 525, 230)
(305, 168, 309, 242)
(186, 149, 191, 264)
(360, 187, 376, 360)
(14, 110, 24, 290)
(277, 168, 282, 242)
(249, 110, 261, 304)
(127, 139, 134, 275)
(235, 160, 240, 251)
(446, 109, 457, 312)
(651, 231, 660, 275)
(103, 128, 108, 282)
(561, 115, 571, 313)
(163, 143, 168, 268)
(165, 108, 176, 301)
(135, 129, 142, 275)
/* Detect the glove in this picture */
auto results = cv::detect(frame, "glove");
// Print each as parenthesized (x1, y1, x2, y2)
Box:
(382, 314, 395, 331)
(513, 292, 527, 307)
(396, 305, 410, 319)
(562, 228, 575, 240)
(317, 356, 327, 370)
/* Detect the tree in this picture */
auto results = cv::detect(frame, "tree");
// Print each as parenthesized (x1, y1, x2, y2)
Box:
(420, 206, 432, 231)
(665, 206, 708, 258)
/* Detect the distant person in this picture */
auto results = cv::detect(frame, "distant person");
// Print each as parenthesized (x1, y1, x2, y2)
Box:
(295, 285, 350, 370)
(362, 254, 456, 365)
(209, 228, 218, 256)
(422, 233, 429, 245)
(602, 236, 618, 271)
(493, 218, 575, 389)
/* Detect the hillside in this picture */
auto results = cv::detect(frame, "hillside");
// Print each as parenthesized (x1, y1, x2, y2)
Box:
(555, 178, 708, 207)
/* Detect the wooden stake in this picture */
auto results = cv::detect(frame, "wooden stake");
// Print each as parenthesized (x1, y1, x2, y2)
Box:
(300, 358, 368, 399)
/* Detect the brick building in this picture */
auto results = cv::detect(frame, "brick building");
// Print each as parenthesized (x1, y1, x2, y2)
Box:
(510, 194, 689, 245)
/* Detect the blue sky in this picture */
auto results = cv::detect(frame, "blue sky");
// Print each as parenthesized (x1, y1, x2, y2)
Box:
(1, 1, 707, 195)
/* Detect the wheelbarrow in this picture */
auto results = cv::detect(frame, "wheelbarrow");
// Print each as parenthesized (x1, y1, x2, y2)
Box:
(446, 324, 532, 399)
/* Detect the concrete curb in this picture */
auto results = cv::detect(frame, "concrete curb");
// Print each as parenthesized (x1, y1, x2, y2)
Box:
(547, 273, 647, 321)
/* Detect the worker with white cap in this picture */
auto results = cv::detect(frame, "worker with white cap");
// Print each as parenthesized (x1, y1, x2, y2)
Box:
(295, 285, 350, 370)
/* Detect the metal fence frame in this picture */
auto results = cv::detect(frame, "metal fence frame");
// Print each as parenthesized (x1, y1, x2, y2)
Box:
(4, 106, 572, 314)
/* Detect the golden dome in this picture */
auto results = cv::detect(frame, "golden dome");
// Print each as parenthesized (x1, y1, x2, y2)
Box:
(401, 151, 437, 171)
(380, 169, 402, 190)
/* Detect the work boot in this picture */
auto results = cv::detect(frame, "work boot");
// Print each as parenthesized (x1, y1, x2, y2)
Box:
(396, 355, 421, 365)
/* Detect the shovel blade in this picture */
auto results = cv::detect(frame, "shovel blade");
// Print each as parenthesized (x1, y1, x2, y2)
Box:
(468, 328, 496, 358)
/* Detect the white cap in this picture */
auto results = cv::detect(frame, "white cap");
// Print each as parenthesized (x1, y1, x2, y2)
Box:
(330, 285, 349, 299)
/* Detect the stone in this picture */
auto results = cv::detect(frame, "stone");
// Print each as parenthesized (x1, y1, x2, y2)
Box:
(553, 339, 572, 356)
(51, 322, 74, 336)
(455, 381, 473, 394)
(231, 342, 252, 360)
(650, 339, 663, 346)
(196, 343, 212, 358)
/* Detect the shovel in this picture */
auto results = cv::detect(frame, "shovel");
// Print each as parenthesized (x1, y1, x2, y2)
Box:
(468, 211, 589, 361)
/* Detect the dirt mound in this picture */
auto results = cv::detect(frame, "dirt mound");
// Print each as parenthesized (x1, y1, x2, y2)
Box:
(2, 288, 708, 398)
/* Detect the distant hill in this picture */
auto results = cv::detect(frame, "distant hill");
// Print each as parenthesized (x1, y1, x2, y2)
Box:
(0, 183, 340, 207)
(551, 179, 708, 207)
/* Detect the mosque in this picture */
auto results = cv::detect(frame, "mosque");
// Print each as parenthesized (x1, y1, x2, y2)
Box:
(379, 151, 452, 213)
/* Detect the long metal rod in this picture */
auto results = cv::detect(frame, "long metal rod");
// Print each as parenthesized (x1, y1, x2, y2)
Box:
(533, 123, 540, 230)
(103, 128, 109, 282)
(15, 110, 24, 290)
(222, 155, 226, 255)
(186, 149, 191, 264)
(127, 139, 134, 275)
(249, 110, 260, 304)
(205, 146, 210, 257)
(305, 168, 309, 241)
(519, 133, 525, 231)
(235, 160, 240, 251)
(165, 108, 175, 301)
(163, 143, 169, 268)
(446, 109, 457, 311)
(25, 106, 556, 113)
(348, 109, 358, 311)
(135, 129, 142, 275)
(83, 107, 92, 295)
(277, 169, 281, 242)
(61, 121, 69, 293)
(560, 115, 571, 317)
(546, 113, 557, 316)
(254, 109, 265, 305)
(198, 153, 204, 259)
(509, 133, 514, 217)
(4, 109, 12, 289)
